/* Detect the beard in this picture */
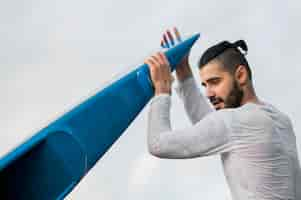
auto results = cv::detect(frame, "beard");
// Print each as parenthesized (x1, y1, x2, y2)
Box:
(210, 80, 244, 110)
(224, 80, 244, 109)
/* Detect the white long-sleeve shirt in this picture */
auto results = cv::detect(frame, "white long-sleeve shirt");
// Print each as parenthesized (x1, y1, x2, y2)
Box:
(147, 76, 301, 200)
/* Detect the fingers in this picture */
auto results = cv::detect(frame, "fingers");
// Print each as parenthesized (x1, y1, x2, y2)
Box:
(173, 27, 182, 42)
(145, 52, 171, 81)
(145, 57, 158, 83)
(157, 52, 170, 72)
(151, 54, 164, 67)
(146, 52, 170, 69)
(166, 30, 175, 46)
(145, 52, 175, 95)
(160, 27, 183, 49)
(162, 34, 169, 48)
(145, 57, 157, 69)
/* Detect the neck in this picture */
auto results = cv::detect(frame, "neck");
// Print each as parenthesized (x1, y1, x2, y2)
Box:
(240, 85, 261, 105)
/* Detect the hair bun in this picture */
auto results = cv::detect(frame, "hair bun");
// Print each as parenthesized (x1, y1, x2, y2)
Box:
(232, 40, 248, 54)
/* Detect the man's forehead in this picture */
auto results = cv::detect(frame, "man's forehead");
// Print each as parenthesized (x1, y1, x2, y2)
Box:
(199, 61, 226, 81)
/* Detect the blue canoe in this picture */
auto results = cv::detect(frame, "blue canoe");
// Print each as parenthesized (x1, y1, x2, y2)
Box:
(0, 33, 200, 199)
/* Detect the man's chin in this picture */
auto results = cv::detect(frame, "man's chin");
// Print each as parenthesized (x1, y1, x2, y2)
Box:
(214, 105, 223, 110)
(213, 102, 225, 110)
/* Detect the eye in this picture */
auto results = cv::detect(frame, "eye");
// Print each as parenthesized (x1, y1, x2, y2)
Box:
(208, 78, 221, 85)
(211, 79, 220, 84)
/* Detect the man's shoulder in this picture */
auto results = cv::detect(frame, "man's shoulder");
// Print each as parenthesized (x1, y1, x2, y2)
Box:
(203, 102, 293, 129)
(232, 102, 292, 128)
(230, 103, 274, 127)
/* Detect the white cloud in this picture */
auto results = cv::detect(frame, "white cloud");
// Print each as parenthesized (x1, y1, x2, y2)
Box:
(127, 153, 161, 193)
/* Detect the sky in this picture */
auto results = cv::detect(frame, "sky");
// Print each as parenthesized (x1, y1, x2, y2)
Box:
(0, 0, 301, 199)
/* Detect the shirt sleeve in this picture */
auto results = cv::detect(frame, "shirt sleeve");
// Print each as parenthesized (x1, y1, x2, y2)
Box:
(147, 94, 233, 159)
(175, 75, 214, 124)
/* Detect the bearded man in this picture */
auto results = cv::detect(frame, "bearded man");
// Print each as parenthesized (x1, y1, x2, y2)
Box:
(145, 28, 301, 200)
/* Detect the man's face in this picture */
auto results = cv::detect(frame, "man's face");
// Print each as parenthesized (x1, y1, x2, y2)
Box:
(199, 61, 244, 110)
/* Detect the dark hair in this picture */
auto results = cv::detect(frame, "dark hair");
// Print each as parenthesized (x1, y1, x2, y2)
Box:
(198, 40, 252, 80)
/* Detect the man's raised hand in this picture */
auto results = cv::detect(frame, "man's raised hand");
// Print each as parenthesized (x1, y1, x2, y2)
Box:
(160, 27, 193, 82)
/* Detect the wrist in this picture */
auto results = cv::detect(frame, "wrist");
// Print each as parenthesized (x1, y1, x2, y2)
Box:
(176, 64, 192, 81)
(154, 87, 171, 96)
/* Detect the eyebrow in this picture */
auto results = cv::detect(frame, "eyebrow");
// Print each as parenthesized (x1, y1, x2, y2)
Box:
(201, 77, 221, 86)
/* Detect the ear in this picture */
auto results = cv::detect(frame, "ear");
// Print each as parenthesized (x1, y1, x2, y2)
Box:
(235, 65, 248, 86)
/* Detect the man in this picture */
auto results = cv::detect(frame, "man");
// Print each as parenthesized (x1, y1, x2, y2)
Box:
(145, 28, 301, 199)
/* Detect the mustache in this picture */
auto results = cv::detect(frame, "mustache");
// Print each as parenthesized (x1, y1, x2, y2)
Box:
(209, 96, 224, 105)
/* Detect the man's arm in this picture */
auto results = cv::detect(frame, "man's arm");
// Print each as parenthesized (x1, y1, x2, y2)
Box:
(145, 49, 232, 158)
(147, 94, 232, 159)
(175, 74, 213, 124)
(170, 28, 213, 123)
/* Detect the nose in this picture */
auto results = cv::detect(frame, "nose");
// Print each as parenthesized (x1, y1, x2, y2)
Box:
(205, 88, 215, 99)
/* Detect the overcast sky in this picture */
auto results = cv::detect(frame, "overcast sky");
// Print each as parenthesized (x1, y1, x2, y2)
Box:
(0, 0, 300, 199)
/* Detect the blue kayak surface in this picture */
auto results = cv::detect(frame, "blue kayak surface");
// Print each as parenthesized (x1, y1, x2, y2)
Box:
(0, 33, 200, 199)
